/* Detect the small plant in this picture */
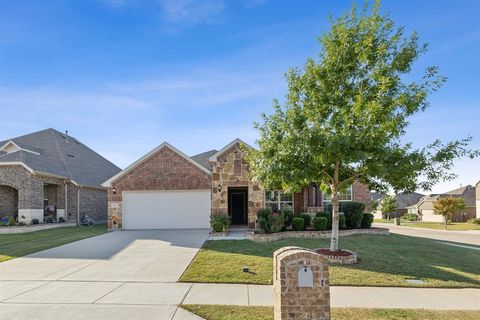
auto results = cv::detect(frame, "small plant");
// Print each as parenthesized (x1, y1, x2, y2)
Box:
(59, 217, 65, 223)
(292, 217, 305, 231)
(313, 216, 328, 231)
(31, 218, 39, 225)
(361, 213, 374, 228)
(316, 212, 332, 229)
(212, 221, 224, 233)
(281, 210, 294, 228)
(211, 214, 229, 232)
(46, 217, 53, 223)
(8, 217, 15, 226)
(18, 221, 26, 226)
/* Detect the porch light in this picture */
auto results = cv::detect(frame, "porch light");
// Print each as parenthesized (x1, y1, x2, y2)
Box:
(217, 184, 222, 192)
(112, 187, 117, 195)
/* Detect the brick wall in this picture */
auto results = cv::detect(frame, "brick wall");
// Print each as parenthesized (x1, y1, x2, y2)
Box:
(79, 186, 108, 223)
(352, 181, 371, 212)
(107, 146, 211, 229)
(0, 185, 18, 217)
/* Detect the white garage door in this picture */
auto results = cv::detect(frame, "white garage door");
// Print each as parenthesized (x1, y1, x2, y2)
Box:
(122, 191, 211, 229)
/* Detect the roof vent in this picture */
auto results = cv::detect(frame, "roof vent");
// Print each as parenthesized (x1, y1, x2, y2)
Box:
(67, 154, 74, 158)
(65, 130, 69, 142)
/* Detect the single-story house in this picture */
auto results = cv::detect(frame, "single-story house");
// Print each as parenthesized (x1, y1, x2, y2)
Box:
(0, 129, 121, 224)
(415, 185, 477, 222)
(476, 181, 480, 218)
(372, 192, 424, 219)
(102, 138, 371, 230)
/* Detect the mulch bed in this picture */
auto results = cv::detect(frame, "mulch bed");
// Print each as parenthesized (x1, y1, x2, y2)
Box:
(316, 248, 354, 257)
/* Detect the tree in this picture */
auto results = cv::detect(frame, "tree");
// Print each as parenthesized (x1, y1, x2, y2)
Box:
(246, 1, 479, 252)
(433, 197, 466, 229)
(380, 195, 397, 220)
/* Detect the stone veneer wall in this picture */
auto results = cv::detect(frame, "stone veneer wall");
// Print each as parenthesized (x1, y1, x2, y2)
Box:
(0, 185, 18, 217)
(107, 146, 211, 230)
(210, 143, 263, 228)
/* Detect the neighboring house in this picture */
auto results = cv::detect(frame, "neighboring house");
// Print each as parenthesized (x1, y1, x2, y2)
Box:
(0, 129, 121, 224)
(372, 192, 424, 219)
(416, 185, 477, 222)
(476, 181, 480, 219)
(103, 138, 371, 230)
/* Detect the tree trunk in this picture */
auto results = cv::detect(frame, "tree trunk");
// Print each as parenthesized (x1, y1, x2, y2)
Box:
(329, 190, 340, 252)
(445, 216, 448, 230)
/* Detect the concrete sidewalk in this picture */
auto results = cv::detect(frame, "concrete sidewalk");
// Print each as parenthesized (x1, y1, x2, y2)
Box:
(182, 283, 480, 310)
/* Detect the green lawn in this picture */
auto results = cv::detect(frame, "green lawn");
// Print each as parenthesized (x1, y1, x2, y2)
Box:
(400, 222, 480, 231)
(182, 305, 480, 320)
(0, 224, 107, 262)
(180, 234, 480, 288)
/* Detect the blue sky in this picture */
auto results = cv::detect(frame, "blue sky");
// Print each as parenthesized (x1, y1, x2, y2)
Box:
(0, 0, 479, 193)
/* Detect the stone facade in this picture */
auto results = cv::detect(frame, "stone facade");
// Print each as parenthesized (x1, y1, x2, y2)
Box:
(274, 247, 330, 320)
(107, 146, 211, 230)
(0, 185, 18, 217)
(0, 165, 107, 224)
(210, 143, 263, 228)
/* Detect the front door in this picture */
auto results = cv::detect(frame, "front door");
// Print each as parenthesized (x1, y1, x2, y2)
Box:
(228, 187, 248, 225)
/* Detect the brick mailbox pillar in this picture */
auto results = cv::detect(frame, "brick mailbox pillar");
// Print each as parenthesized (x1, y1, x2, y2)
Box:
(273, 246, 330, 320)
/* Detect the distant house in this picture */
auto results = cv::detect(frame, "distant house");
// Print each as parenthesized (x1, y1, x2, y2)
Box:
(372, 192, 424, 219)
(476, 181, 480, 219)
(0, 129, 121, 224)
(415, 185, 477, 222)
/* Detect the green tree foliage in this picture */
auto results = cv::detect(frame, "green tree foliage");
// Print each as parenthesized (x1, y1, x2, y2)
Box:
(380, 195, 397, 220)
(246, 1, 478, 251)
(433, 197, 466, 229)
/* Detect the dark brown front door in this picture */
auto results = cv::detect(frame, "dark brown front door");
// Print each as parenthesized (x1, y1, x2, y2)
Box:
(228, 187, 248, 225)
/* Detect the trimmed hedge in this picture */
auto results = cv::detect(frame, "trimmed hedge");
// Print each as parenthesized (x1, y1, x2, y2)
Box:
(361, 213, 374, 229)
(313, 216, 328, 231)
(256, 208, 285, 234)
(292, 217, 305, 231)
(282, 210, 294, 228)
(339, 214, 346, 230)
(212, 221, 224, 232)
(316, 212, 332, 229)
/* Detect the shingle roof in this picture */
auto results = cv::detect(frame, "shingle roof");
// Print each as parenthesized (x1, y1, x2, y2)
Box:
(394, 192, 425, 209)
(191, 149, 218, 170)
(0, 129, 121, 187)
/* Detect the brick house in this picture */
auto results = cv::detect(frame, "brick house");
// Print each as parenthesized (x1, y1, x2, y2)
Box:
(103, 138, 371, 230)
(414, 185, 477, 222)
(0, 129, 121, 224)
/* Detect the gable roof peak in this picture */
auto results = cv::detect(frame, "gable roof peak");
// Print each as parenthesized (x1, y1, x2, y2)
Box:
(208, 138, 254, 162)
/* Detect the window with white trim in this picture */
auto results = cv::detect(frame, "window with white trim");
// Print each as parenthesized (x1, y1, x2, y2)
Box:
(323, 185, 353, 202)
(265, 190, 293, 213)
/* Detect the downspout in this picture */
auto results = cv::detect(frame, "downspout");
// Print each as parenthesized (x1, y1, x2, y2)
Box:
(64, 182, 68, 220)
(77, 186, 81, 226)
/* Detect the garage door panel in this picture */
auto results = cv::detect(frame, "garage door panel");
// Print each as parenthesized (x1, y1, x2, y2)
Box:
(123, 191, 211, 229)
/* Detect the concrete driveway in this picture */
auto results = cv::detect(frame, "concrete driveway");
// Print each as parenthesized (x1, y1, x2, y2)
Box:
(0, 229, 209, 320)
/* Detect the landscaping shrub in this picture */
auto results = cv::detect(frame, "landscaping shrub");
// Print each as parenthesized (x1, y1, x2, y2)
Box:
(59, 217, 65, 223)
(468, 218, 480, 225)
(7, 217, 15, 226)
(31, 218, 39, 225)
(299, 213, 311, 229)
(256, 209, 284, 234)
(292, 217, 305, 231)
(342, 202, 366, 229)
(282, 210, 294, 228)
(361, 213, 374, 228)
(316, 212, 332, 229)
(402, 213, 418, 222)
(339, 214, 346, 230)
(313, 216, 328, 231)
(212, 214, 229, 231)
(212, 221, 224, 233)
(18, 221, 26, 226)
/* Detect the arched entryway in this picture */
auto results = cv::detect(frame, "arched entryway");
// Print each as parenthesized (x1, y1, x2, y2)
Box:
(0, 185, 19, 221)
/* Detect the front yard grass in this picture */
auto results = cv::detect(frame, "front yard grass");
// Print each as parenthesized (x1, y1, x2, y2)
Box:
(182, 305, 480, 320)
(180, 234, 480, 288)
(0, 224, 107, 263)
(400, 222, 480, 231)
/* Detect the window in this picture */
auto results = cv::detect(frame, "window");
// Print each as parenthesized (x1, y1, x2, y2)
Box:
(265, 190, 293, 213)
(323, 185, 353, 202)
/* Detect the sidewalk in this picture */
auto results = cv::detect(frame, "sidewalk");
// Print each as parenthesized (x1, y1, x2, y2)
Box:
(183, 283, 480, 310)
